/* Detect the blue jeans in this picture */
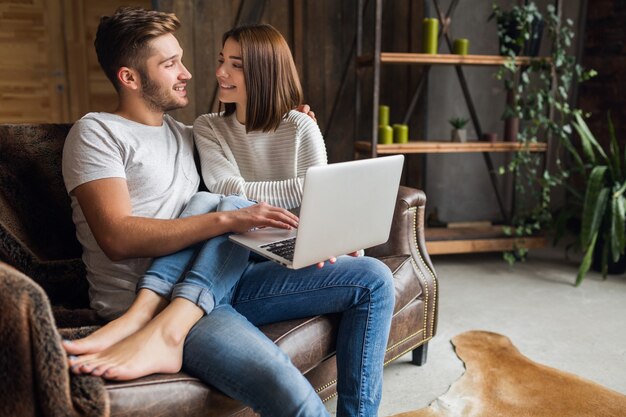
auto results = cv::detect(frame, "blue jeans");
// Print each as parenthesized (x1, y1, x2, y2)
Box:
(182, 255, 395, 417)
(137, 192, 255, 314)
(139, 192, 395, 416)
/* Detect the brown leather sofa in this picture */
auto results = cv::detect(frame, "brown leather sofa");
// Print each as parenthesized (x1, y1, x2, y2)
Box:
(0, 124, 438, 416)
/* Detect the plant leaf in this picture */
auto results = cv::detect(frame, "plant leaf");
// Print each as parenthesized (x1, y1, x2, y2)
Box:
(607, 113, 621, 181)
(611, 193, 626, 262)
(581, 166, 609, 249)
(560, 125, 585, 171)
(576, 232, 597, 286)
(574, 112, 609, 166)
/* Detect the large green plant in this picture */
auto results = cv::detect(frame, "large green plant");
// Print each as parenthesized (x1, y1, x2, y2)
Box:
(490, 2, 595, 265)
(565, 113, 626, 286)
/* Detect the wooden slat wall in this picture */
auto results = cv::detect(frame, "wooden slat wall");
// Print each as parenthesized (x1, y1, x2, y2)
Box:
(0, 0, 151, 123)
(0, 0, 67, 123)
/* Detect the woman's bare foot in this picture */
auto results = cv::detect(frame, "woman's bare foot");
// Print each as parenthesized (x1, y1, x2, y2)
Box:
(63, 289, 168, 356)
(68, 297, 203, 380)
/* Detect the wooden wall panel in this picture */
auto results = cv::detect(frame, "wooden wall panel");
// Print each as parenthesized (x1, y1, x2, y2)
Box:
(0, 0, 68, 123)
(0, 0, 151, 123)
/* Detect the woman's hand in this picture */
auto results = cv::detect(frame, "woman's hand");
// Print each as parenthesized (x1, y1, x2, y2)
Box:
(316, 251, 361, 269)
(223, 202, 299, 233)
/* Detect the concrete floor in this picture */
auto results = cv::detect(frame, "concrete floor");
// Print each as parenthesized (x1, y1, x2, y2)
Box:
(325, 247, 626, 416)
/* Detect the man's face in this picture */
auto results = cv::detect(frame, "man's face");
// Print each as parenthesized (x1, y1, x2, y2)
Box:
(139, 33, 192, 112)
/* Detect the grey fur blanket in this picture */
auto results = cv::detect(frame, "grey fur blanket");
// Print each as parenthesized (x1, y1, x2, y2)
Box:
(0, 262, 109, 417)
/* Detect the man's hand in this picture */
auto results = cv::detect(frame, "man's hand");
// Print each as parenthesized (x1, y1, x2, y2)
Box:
(295, 104, 316, 122)
(224, 202, 299, 233)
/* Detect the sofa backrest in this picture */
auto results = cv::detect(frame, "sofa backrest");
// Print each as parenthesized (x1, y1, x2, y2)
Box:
(0, 124, 88, 307)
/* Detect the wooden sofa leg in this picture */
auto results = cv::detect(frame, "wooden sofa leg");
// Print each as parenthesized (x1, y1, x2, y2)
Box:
(411, 343, 428, 366)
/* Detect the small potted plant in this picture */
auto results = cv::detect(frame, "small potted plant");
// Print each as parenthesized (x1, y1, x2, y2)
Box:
(449, 117, 469, 142)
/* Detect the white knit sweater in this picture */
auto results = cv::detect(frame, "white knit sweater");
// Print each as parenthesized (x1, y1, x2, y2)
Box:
(193, 110, 327, 209)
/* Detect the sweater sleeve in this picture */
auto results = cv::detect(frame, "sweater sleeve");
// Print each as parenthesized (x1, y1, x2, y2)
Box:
(194, 114, 248, 197)
(293, 111, 328, 177)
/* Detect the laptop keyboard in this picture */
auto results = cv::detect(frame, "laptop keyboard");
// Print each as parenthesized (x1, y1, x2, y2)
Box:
(261, 237, 296, 261)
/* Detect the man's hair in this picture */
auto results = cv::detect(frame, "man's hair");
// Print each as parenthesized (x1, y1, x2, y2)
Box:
(95, 7, 180, 90)
(221, 24, 303, 132)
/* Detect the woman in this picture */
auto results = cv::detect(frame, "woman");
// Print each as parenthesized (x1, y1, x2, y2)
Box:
(194, 23, 327, 209)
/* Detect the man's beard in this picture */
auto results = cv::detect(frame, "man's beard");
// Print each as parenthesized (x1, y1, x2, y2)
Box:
(139, 69, 186, 112)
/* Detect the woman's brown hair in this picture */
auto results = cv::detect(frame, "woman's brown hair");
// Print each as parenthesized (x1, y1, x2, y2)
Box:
(95, 7, 180, 91)
(221, 24, 303, 132)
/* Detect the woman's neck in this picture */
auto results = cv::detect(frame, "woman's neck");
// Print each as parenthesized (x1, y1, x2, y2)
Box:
(235, 104, 246, 125)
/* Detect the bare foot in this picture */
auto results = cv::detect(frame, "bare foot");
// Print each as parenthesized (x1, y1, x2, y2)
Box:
(68, 298, 203, 380)
(63, 289, 167, 356)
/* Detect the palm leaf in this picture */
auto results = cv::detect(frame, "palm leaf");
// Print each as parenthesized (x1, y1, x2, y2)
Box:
(581, 166, 608, 249)
(560, 123, 585, 171)
(574, 112, 609, 166)
(611, 193, 626, 262)
(576, 232, 597, 286)
(615, 180, 626, 199)
(607, 114, 621, 181)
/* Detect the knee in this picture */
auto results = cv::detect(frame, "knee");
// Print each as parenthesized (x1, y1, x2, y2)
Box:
(218, 194, 255, 212)
(182, 192, 223, 217)
(358, 257, 395, 303)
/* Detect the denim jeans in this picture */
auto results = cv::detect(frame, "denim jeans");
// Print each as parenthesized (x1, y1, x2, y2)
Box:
(139, 191, 395, 416)
(137, 192, 255, 314)
(182, 255, 395, 417)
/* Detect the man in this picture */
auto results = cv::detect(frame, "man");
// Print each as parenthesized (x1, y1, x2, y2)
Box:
(62, 7, 394, 417)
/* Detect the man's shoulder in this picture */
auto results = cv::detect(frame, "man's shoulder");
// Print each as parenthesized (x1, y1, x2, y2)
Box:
(66, 113, 111, 145)
(164, 113, 192, 133)
(69, 112, 131, 138)
(79, 111, 133, 125)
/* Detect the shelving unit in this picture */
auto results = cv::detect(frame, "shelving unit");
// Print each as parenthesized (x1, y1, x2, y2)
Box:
(355, 0, 556, 255)
(358, 53, 540, 66)
(354, 141, 547, 154)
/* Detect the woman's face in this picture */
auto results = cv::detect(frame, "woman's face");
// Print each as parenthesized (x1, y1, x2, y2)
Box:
(216, 37, 247, 113)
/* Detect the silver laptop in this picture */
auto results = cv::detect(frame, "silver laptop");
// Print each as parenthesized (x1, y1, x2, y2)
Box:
(229, 155, 404, 269)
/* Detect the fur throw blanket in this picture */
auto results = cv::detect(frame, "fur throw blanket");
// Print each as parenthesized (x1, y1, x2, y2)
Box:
(0, 262, 109, 417)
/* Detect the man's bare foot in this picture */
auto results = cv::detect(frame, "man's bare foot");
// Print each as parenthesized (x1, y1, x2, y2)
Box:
(68, 297, 203, 380)
(63, 289, 168, 356)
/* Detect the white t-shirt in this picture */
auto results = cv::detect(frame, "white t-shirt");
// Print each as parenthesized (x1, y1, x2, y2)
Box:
(62, 112, 199, 320)
(194, 110, 327, 209)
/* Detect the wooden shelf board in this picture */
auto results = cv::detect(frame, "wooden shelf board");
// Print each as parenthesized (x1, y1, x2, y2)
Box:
(425, 226, 547, 255)
(355, 141, 547, 154)
(379, 53, 544, 66)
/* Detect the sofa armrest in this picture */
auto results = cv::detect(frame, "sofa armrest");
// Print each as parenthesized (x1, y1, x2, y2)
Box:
(365, 185, 438, 340)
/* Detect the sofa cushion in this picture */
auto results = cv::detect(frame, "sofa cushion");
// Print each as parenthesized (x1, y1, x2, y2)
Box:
(0, 124, 88, 307)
